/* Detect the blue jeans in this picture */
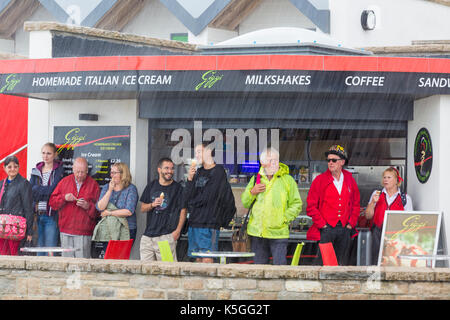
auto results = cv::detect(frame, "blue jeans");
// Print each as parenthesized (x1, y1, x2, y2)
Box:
(37, 215, 59, 256)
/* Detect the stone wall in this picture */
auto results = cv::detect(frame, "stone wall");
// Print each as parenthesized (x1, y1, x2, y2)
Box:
(0, 256, 449, 300)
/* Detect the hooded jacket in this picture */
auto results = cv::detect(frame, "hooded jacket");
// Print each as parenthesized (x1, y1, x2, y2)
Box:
(29, 160, 64, 215)
(241, 163, 302, 239)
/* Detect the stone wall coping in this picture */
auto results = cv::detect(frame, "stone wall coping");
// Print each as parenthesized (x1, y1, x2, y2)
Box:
(23, 21, 198, 53)
(1, 256, 449, 282)
(362, 44, 450, 54)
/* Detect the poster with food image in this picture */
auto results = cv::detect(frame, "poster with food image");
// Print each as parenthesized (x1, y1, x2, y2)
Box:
(378, 211, 441, 267)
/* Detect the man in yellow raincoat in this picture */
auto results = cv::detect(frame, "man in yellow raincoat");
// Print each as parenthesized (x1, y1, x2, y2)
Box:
(241, 147, 302, 265)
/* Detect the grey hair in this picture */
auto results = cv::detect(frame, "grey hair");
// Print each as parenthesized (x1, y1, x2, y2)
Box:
(260, 147, 279, 164)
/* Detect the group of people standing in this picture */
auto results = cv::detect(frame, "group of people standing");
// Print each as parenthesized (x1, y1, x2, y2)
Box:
(0, 142, 412, 266)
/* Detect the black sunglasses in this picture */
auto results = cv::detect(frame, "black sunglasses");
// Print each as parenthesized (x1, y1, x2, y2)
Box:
(326, 158, 342, 163)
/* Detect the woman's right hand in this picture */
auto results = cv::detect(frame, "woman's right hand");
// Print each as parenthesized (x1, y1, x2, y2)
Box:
(371, 191, 381, 204)
(108, 180, 116, 192)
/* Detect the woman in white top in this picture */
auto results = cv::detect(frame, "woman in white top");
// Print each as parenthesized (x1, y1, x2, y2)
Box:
(365, 167, 412, 264)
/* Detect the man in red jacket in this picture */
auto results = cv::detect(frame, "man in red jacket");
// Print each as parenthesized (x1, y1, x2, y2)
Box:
(49, 157, 100, 258)
(306, 145, 360, 265)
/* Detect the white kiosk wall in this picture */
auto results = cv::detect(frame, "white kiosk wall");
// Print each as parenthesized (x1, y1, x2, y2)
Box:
(27, 99, 148, 259)
(408, 95, 450, 259)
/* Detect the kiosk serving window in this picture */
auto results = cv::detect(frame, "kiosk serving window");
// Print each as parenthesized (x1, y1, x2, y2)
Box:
(142, 93, 412, 215)
(148, 124, 406, 214)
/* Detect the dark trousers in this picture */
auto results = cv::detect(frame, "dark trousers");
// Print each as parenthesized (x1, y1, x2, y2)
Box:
(250, 236, 288, 265)
(371, 225, 382, 265)
(318, 222, 351, 265)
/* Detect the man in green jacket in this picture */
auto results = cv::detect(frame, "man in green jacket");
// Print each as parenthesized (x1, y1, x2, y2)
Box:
(241, 147, 302, 265)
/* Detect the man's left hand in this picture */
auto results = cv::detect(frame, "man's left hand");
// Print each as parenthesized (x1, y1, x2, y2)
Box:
(76, 199, 90, 210)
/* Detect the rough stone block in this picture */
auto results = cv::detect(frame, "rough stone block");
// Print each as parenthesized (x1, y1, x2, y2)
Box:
(180, 263, 218, 277)
(230, 291, 255, 300)
(253, 292, 278, 300)
(285, 280, 322, 293)
(86, 260, 111, 273)
(384, 266, 435, 281)
(434, 269, 450, 282)
(190, 291, 217, 300)
(25, 257, 67, 272)
(257, 279, 284, 292)
(217, 264, 265, 278)
(92, 287, 115, 298)
(109, 261, 142, 274)
(142, 289, 165, 299)
(0, 256, 27, 269)
(310, 293, 339, 300)
(0, 278, 16, 295)
(61, 287, 91, 300)
(362, 281, 409, 295)
(338, 293, 370, 300)
(225, 278, 257, 290)
(41, 286, 62, 296)
(408, 282, 444, 296)
(277, 291, 310, 300)
(27, 278, 41, 295)
(217, 290, 231, 300)
(159, 276, 180, 289)
(116, 288, 140, 299)
(129, 275, 159, 288)
(142, 262, 180, 276)
(319, 266, 385, 281)
(166, 290, 188, 300)
(323, 281, 361, 293)
(263, 265, 319, 280)
(205, 278, 223, 289)
(183, 277, 204, 290)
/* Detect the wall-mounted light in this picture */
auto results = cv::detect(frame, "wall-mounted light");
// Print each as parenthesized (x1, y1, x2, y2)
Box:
(79, 113, 98, 121)
(361, 10, 376, 31)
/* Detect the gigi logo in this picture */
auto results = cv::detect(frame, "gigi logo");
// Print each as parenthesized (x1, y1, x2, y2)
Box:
(0, 74, 21, 93)
(195, 70, 223, 91)
(57, 128, 87, 153)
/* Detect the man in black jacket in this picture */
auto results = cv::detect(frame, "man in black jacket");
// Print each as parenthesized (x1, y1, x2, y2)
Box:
(184, 143, 236, 263)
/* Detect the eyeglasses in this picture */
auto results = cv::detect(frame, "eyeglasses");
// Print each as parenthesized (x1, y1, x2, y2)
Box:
(326, 158, 341, 163)
(110, 171, 121, 175)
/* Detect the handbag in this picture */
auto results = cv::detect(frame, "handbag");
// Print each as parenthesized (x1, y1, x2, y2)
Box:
(231, 211, 252, 252)
(231, 174, 260, 252)
(0, 180, 27, 241)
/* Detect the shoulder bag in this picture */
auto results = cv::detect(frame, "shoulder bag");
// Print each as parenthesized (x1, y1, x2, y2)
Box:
(231, 174, 259, 252)
(0, 179, 27, 241)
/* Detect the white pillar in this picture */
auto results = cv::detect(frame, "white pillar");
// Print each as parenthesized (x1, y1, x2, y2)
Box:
(408, 95, 450, 257)
(27, 30, 53, 179)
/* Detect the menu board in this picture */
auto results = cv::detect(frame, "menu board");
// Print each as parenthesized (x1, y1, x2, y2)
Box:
(54, 126, 130, 185)
(378, 211, 442, 267)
